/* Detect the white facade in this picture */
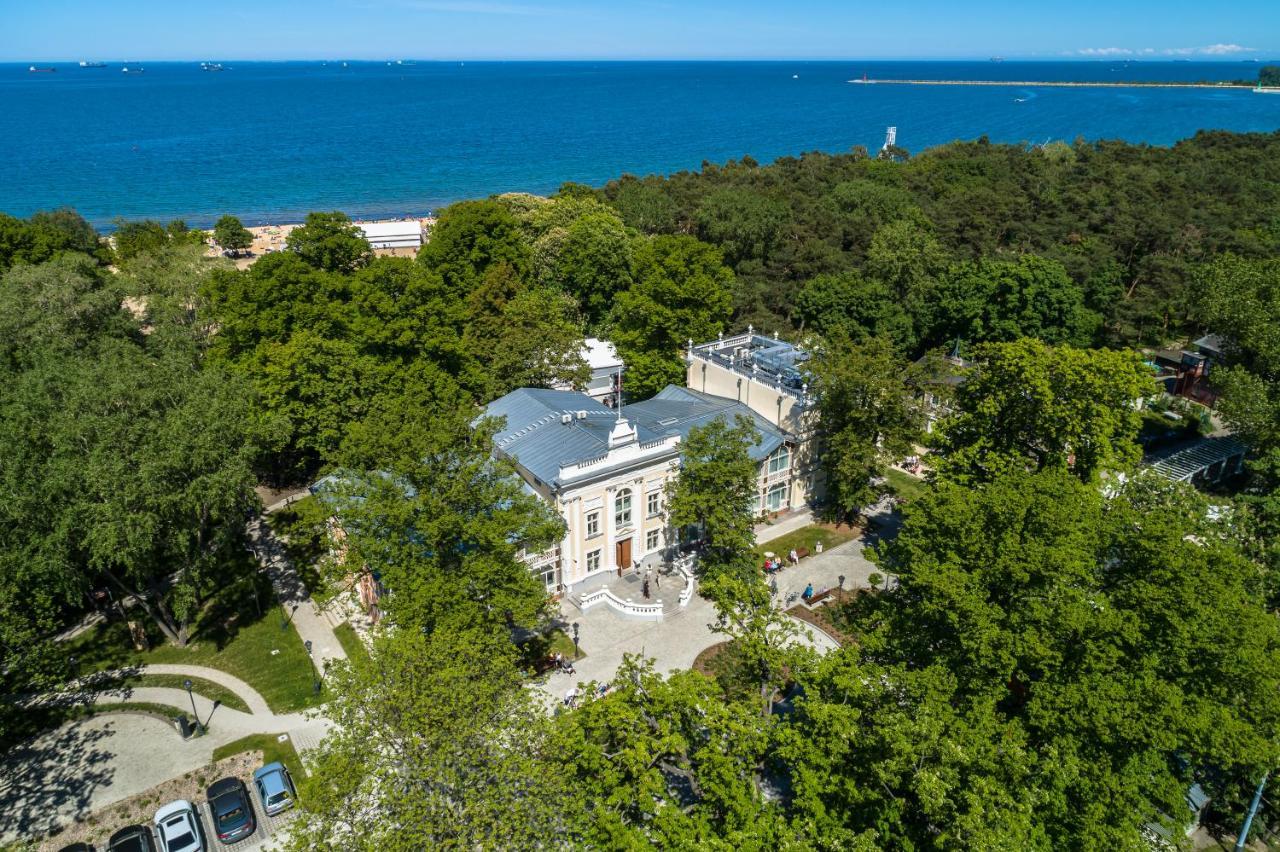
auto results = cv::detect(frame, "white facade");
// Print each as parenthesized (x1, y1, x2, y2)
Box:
(358, 221, 423, 250)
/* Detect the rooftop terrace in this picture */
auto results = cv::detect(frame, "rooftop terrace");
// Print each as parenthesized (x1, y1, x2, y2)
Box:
(687, 330, 811, 403)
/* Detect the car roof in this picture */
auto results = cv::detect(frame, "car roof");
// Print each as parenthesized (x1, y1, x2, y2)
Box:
(109, 825, 149, 841)
(207, 777, 244, 799)
(253, 761, 286, 781)
(154, 800, 193, 822)
(255, 766, 289, 794)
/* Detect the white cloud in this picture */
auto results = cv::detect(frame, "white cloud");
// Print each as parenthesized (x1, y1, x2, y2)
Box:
(1195, 43, 1256, 55)
(1076, 47, 1132, 56)
(1077, 43, 1257, 57)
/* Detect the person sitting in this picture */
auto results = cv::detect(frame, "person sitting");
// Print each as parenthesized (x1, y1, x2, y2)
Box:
(802, 583, 814, 602)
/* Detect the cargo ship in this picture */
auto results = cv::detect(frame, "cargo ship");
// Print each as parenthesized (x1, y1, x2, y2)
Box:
(79, 60, 107, 68)
(28, 66, 57, 73)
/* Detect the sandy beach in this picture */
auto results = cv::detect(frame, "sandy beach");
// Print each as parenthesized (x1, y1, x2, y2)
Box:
(207, 216, 435, 269)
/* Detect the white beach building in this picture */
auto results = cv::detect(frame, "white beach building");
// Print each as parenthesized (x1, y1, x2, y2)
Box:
(357, 221, 423, 250)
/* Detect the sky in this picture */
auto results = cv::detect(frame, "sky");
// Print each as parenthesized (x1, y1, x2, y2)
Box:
(2, 0, 1278, 61)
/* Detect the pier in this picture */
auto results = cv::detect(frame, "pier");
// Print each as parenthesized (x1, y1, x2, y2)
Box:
(848, 79, 1256, 90)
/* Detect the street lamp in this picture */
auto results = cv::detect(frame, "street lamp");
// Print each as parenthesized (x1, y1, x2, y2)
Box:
(571, 622, 580, 661)
(305, 640, 321, 694)
(184, 678, 204, 735)
(281, 602, 297, 632)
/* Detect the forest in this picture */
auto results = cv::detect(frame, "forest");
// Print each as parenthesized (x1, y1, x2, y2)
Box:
(1, 129, 1279, 849)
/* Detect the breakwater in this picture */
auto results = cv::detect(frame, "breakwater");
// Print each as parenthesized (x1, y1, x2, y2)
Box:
(849, 79, 1254, 89)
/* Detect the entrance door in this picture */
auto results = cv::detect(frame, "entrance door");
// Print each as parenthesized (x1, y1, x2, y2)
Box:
(616, 537, 632, 572)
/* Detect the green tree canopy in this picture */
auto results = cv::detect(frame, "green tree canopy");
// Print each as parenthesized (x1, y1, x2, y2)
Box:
(783, 470, 1280, 849)
(553, 210, 633, 327)
(808, 334, 925, 520)
(665, 414, 759, 581)
(287, 627, 572, 850)
(319, 418, 562, 634)
(213, 214, 253, 253)
(417, 199, 530, 295)
(285, 211, 373, 274)
(933, 338, 1151, 484)
(611, 234, 733, 399)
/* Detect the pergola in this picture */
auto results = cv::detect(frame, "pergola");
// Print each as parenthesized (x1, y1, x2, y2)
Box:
(1145, 436, 1248, 483)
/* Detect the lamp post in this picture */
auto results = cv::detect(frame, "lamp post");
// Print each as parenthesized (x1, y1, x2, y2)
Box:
(572, 622, 580, 661)
(184, 678, 204, 735)
(305, 640, 321, 694)
(281, 602, 297, 632)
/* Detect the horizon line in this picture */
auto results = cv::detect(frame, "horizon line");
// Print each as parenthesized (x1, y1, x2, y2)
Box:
(6, 56, 1278, 63)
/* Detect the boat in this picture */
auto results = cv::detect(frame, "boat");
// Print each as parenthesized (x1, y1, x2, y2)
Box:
(79, 61, 107, 68)
(121, 66, 145, 74)
(990, 56, 1005, 62)
(200, 62, 224, 71)
(28, 66, 57, 73)
(849, 72, 874, 84)
(792, 74, 799, 79)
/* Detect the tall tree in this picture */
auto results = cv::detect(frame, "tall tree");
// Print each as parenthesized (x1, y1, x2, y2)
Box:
(285, 211, 372, 274)
(213, 214, 254, 254)
(665, 415, 759, 581)
(553, 209, 633, 327)
(808, 334, 925, 521)
(933, 338, 1151, 485)
(417, 200, 530, 294)
(318, 418, 562, 634)
(611, 234, 733, 399)
(785, 470, 1280, 849)
(287, 628, 573, 850)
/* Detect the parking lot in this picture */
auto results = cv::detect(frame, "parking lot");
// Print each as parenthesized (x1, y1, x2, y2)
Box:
(190, 795, 296, 851)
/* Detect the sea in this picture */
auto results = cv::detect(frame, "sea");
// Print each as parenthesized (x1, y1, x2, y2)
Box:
(1, 60, 1277, 228)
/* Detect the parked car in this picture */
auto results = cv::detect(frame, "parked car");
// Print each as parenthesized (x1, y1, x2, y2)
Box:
(57, 844, 95, 852)
(206, 777, 255, 844)
(252, 762, 297, 816)
(107, 825, 156, 852)
(153, 801, 204, 852)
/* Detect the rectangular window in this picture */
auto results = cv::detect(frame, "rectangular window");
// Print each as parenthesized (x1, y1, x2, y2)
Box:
(586, 549, 601, 573)
(768, 447, 790, 475)
(538, 563, 558, 591)
(586, 511, 600, 538)
(646, 529, 661, 552)
(766, 482, 788, 512)
(647, 491, 661, 517)
(615, 490, 632, 528)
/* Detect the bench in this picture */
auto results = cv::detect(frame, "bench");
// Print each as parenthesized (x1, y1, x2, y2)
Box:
(805, 588, 835, 607)
(795, 547, 810, 561)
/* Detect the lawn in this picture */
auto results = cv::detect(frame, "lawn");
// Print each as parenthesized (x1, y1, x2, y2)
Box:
(332, 622, 370, 665)
(115, 673, 251, 714)
(212, 733, 307, 780)
(62, 573, 325, 714)
(883, 468, 929, 503)
(753, 524, 856, 562)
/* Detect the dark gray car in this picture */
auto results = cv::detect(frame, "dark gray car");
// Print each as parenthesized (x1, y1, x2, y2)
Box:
(205, 778, 255, 845)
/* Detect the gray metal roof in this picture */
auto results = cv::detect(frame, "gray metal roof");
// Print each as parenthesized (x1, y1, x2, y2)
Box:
(482, 388, 664, 486)
(1145, 435, 1247, 482)
(627, 386, 787, 461)
(483, 385, 789, 488)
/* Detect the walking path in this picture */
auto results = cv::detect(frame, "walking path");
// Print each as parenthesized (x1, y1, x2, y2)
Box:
(247, 515, 348, 670)
(545, 509, 895, 704)
(5, 661, 329, 844)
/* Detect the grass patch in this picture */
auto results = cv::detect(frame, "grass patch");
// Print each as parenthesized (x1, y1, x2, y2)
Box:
(332, 622, 370, 665)
(266, 495, 329, 591)
(115, 673, 251, 714)
(753, 524, 856, 562)
(213, 733, 307, 780)
(884, 468, 929, 503)
(62, 571, 325, 714)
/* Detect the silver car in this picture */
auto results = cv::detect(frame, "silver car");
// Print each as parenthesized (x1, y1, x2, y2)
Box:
(153, 800, 204, 852)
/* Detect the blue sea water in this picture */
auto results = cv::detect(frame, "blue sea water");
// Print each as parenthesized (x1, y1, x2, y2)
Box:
(1, 60, 1277, 227)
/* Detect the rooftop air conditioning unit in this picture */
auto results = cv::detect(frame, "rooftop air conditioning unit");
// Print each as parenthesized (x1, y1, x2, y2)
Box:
(576, 410, 588, 420)
(561, 413, 573, 425)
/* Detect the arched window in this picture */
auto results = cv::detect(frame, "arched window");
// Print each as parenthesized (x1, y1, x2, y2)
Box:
(615, 489, 632, 528)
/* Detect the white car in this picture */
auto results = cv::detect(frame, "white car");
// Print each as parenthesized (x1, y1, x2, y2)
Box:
(154, 800, 205, 852)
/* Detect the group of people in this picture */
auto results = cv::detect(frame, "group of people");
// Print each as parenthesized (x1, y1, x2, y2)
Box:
(763, 549, 801, 574)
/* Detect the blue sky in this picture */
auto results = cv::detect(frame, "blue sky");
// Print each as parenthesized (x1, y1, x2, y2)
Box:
(3, 0, 1278, 61)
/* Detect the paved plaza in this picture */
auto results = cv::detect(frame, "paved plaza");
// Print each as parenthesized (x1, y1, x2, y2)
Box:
(542, 508, 896, 703)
